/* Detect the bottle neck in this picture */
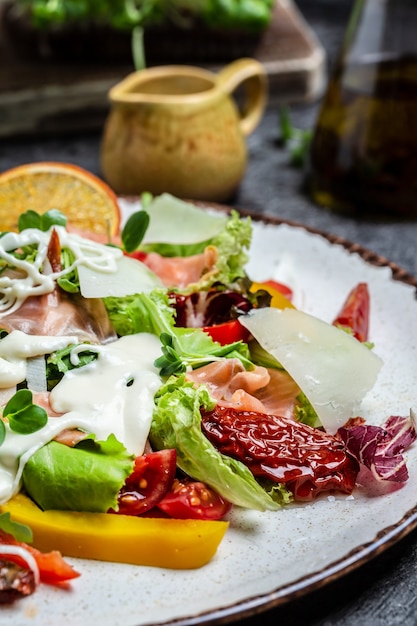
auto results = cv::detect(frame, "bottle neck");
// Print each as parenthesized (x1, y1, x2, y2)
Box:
(342, 0, 417, 66)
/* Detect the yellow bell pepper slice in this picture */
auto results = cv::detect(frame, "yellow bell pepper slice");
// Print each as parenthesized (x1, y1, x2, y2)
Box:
(0, 494, 229, 570)
(250, 281, 295, 310)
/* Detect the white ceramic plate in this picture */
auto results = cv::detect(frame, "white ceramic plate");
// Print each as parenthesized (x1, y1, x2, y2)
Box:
(2, 212, 417, 626)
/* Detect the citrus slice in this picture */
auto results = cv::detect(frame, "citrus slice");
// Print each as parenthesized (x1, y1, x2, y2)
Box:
(0, 162, 121, 237)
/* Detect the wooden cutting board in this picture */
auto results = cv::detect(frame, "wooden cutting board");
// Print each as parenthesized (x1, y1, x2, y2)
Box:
(0, 0, 325, 138)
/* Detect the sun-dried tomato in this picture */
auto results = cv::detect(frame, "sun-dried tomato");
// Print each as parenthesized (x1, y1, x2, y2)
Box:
(201, 406, 359, 501)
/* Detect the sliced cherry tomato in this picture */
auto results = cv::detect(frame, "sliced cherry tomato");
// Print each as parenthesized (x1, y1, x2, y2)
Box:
(157, 478, 232, 520)
(0, 530, 80, 585)
(332, 282, 370, 342)
(125, 250, 148, 262)
(114, 449, 177, 516)
(202, 319, 250, 345)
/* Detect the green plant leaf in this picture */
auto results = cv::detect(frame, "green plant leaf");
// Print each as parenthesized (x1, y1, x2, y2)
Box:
(0, 512, 33, 543)
(3, 389, 48, 435)
(121, 210, 150, 253)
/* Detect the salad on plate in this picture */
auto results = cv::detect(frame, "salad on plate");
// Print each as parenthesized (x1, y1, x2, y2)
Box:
(0, 190, 415, 603)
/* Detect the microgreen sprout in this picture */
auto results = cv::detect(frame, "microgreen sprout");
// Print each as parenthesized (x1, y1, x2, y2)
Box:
(278, 106, 312, 167)
(0, 389, 48, 444)
(121, 192, 153, 253)
(0, 512, 33, 543)
(121, 210, 150, 253)
(154, 331, 253, 377)
(18, 209, 67, 233)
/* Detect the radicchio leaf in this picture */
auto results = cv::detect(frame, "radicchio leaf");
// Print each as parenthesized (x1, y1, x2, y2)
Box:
(169, 289, 252, 328)
(338, 410, 417, 483)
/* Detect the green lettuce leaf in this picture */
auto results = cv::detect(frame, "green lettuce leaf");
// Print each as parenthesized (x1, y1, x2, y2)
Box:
(294, 392, 321, 428)
(138, 197, 252, 293)
(177, 210, 253, 294)
(22, 434, 134, 513)
(104, 290, 252, 374)
(150, 375, 280, 511)
(46, 343, 99, 389)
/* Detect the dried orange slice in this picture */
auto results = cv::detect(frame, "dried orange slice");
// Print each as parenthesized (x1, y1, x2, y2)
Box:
(0, 162, 121, 236)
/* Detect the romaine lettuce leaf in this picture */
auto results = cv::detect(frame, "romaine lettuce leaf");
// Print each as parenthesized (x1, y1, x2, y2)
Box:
(150, 375, 280, 511)
(22, 434, 134, 512)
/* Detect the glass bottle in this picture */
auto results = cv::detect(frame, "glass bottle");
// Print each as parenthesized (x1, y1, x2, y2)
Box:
(308, 0, 417, 219)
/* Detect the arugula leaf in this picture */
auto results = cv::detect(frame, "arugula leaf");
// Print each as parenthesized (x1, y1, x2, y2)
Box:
(3, 389, 48, 435)
(0, 512, 33, 543)
(56, 247, 80, 293)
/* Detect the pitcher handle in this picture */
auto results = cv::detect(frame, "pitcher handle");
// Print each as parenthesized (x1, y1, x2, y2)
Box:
(216, 58, 267, 136)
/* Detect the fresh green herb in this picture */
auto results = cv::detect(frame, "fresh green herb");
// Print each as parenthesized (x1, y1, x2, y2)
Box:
(1, 389, 48, 438)
(46, 344, 98, 390)
(20, 0, 273, 31)
(104, 290, 252, 375)
(121, 210, 150, 253)
(56, 248, 80, 293)
(294, 392, 321, 428)
(140, 192, 154, 210)
(334, 324, 375, 350)
(155, 330, 251, 376)
(18, 209, 67, 233)
(18, 1, 274, 69)
(278, 106, 312, 167)
(0, 512, 33, 543)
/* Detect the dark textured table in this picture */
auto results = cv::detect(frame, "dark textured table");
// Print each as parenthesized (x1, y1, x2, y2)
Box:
(1, 2, 417, 625)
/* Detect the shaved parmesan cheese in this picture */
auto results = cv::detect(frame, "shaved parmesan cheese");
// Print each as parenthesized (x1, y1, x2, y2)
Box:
(239, 308, 383, 434)
(78, 255, 163, 298)
(143, 194, 228, 245)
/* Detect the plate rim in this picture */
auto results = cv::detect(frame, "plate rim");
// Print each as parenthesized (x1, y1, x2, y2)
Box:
(19, 198, 416, 626)
(145, 202, 417, 626)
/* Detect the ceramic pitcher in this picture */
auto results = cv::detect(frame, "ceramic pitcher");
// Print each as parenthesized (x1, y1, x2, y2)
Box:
(100, 58, 267, 202)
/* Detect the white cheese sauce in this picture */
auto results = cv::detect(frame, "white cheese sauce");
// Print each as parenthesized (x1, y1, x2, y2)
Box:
(0, 331, 162, 504)
(0, 330, 78, 388)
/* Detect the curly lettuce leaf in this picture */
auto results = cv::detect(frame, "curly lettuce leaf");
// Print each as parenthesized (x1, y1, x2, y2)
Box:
(104, 290, 252, 374)
(22, 434, 134, 512)
(150, 375, 280, 511)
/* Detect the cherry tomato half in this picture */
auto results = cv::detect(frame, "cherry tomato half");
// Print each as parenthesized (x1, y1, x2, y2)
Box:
(332, 282, 370, 342)
(202, 319, 250, 345)
(157, 479, 232, 520)
(125, 250, 148, 262)
(114, 449, 177, 516)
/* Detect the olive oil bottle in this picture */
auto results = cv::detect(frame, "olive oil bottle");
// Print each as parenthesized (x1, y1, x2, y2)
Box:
(308, 0, 417, 219)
